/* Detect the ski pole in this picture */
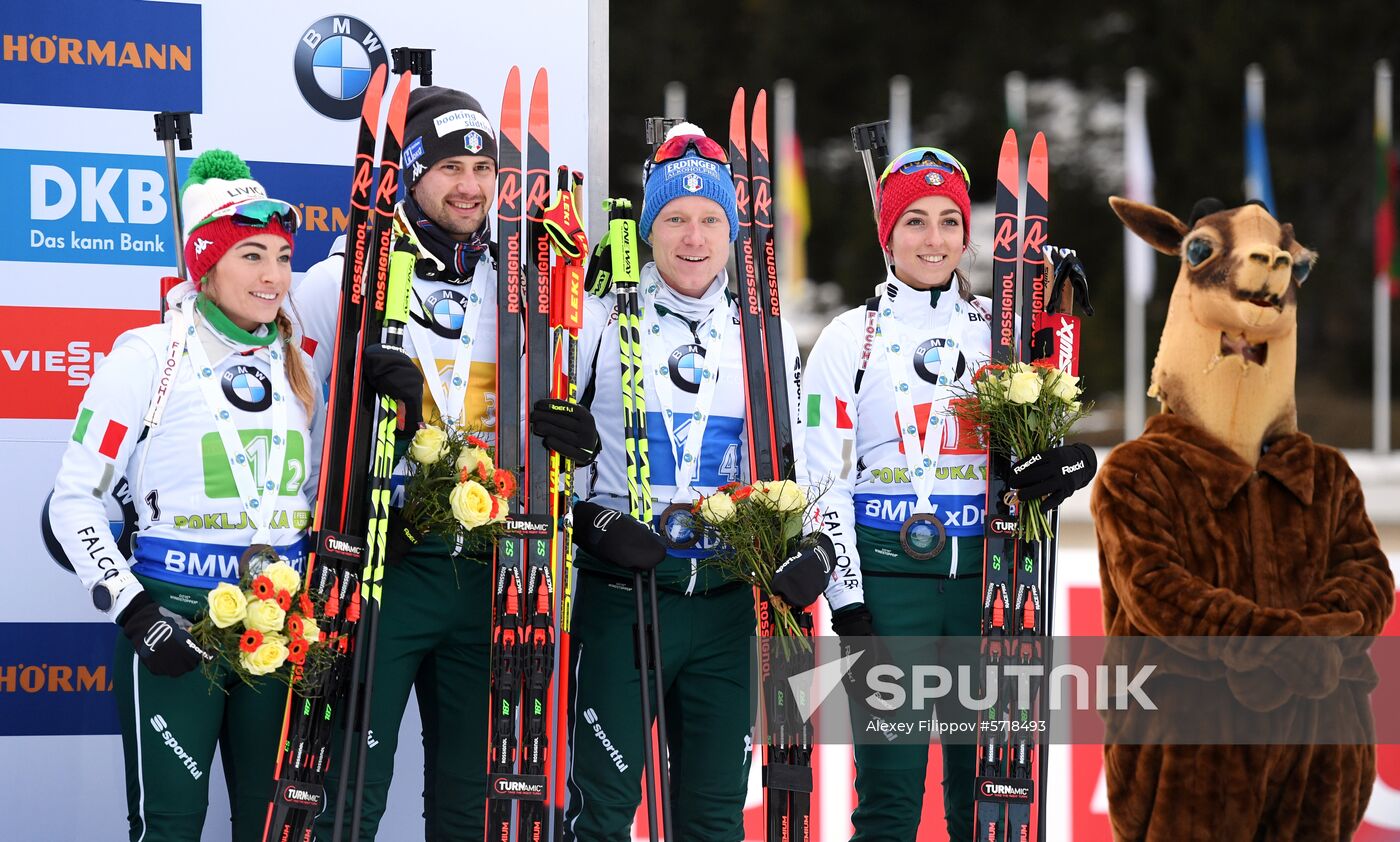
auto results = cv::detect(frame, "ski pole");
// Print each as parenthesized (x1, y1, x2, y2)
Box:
(153, 111, 192, 312)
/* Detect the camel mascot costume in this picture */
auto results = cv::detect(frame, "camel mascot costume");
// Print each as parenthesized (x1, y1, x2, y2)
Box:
(1092, 196, 1394, 840)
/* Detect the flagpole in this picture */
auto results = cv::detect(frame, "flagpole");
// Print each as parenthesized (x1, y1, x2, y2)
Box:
(1376, 60, 1392, 454)
(775, 78, 800, 300)
(1123, 68, 1154, 439)
(889, 74, 911, 155)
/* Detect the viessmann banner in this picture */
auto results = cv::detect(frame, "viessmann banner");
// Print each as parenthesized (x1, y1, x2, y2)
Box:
(0, 2, 590, 839)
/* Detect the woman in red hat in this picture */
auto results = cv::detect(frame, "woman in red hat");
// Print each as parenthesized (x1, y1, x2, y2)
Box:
(48, 149, 320, 841)
(803, 147, 1094, 841)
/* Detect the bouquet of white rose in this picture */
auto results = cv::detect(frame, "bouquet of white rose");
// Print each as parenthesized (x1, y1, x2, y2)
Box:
(190, 558, 334, 687)
(690, 479, 825, 645)
(949, 360, 1092, 541)
(401, 423, 517, 555)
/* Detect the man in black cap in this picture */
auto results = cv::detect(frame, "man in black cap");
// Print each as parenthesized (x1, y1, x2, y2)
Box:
(296, 84, 598, 840)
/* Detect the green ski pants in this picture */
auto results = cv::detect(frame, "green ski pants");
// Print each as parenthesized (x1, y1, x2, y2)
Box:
(114, 578, 285, 842)
(849, 562, 983, 842)
(315, 550, 491, 841)
(562, 572, 756, 842)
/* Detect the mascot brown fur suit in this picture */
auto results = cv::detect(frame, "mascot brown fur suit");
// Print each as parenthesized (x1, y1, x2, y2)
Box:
(1092, 196, 1394, 841)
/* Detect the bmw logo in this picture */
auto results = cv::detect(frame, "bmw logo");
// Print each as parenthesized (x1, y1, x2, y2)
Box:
(668, 344, 706, 394)
(294, 16, 390, 121)
(912, 338, 965, 384)
(222, 366, 273, 412)
(412, 289, 469, 338)
(682, 173, 704, 193)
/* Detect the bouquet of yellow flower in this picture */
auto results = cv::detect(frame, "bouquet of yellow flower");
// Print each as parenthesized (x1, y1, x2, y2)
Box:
(949, 360, 1092, 542)
(400, 423, 517, 554)
(190, 558, 335, 687)
(690, 479, 824, 646)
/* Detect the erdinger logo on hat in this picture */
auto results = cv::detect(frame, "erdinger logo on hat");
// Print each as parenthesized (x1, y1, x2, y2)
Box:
(682, 173, 703, 193)
(293, 15, 390, 121)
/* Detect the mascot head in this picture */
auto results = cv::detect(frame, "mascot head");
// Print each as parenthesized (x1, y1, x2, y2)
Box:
(1110, 196, 1316, 466)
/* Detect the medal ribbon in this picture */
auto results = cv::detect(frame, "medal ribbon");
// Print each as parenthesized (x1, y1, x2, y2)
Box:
(181, 296, 290, 544)
(642, 294, 730, 504)
(405, 275, 487, 425)
(878, 283, 968, 516)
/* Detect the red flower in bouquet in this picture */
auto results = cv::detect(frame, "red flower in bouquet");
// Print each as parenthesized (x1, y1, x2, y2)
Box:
(466, 435, 490, 450)
(239, 629, 264, 653)
(494, 469, 516, 498)
(287, 637, 309, 666)
(287, 614, 304, 640)
(251, 575, 275, 600)
(275, 589, 292, 611)
(299, 593, 315, 618)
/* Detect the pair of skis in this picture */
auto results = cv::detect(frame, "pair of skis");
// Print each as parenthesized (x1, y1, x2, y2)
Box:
(261, 62, 415, 842)
(728, 87, 812, 842)
(487, 65, 582, 842)
(972, 129, 1087, 842)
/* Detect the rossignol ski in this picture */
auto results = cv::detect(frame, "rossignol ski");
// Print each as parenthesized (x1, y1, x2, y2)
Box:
(486, 67, 569, 842)
(487, 63, 528, 842)
(259, 63, 394, 842)
(332, 66, 415, 842)
(729, 86, 810, 842)
(972, 129, 1049, 842)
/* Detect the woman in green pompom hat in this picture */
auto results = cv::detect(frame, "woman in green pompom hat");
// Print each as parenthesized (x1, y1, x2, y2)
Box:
(49, 148, 324, 841)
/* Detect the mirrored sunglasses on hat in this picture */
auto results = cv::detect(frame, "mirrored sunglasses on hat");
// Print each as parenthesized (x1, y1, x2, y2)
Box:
(645, 134, 728, 179)
(878, 147, 970, 192)
(206, 198, 302, 234)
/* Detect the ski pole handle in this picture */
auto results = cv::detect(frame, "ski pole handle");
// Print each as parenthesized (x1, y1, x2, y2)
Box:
(849, 120, 890, 228)
(153, 111, 192, 308)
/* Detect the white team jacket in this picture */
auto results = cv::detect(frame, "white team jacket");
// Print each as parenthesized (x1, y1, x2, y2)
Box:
(51, 293, 323, 620)
(804, 272, 992, 610)
(573, 264, 806, 580)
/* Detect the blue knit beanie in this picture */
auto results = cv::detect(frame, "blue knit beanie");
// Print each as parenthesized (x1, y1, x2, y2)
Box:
(639, 123, 738, 243)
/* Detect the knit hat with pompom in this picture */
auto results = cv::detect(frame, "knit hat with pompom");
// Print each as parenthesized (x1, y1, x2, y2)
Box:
(181, 150, 298, 286)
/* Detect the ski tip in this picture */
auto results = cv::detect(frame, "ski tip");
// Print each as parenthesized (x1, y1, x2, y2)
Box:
(1028, 132, 1049, 194)
(385, 69, 413, 138)
(361, 64, 388, 123)
(501, 66, 523, 145)
(751, 89, 769, 155)
(1000, 128, 1018, 153)
(529, 68, 549, 144)
(729, 88, 747, 150)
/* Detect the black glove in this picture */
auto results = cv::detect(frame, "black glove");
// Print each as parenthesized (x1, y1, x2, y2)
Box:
(118, 591, 214, 678)
(385, 509, 423, 563)
(771, 534, 836, 610)
(531, 399, 601, 465)
(1008, 442, 1096, 511)
(362, 343, 423, 435)
(831, 602, 874, 638)
(830, 603, 901, 718)
(573, 500, 665, 571)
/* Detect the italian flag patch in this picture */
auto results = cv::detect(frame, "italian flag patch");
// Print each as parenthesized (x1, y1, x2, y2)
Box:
(73, 408, 127, 459)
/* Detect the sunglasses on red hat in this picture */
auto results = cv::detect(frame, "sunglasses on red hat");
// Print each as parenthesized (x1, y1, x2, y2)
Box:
(229, 199, 301, 234)
(878, 147, 970, 192)
(646, 134, 728, 179)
